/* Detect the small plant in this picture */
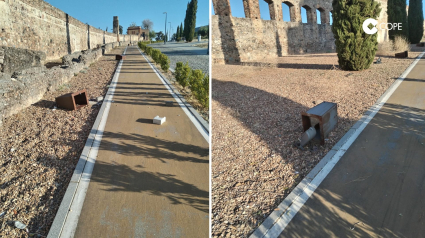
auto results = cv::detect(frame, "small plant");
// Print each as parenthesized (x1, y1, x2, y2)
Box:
(159, 53, 170, 71)
(57, 83, 70, 91)
(197, 74, 209, 108)
(151, 49, 161, 62)
(377, 35, 411, 56)
(189, 69, 209, 108)
(175, 62, 191, 88)
(189, 69, 204, 91)
(393, 35, 411, 52)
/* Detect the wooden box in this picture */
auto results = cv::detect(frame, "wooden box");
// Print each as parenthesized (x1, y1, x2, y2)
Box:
(55, 89, 89, 110)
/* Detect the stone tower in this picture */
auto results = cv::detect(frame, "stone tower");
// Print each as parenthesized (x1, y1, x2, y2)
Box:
(113, 16, 119, 34)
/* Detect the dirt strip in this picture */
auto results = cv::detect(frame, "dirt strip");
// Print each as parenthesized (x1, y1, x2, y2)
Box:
(0, 46, 125, 237)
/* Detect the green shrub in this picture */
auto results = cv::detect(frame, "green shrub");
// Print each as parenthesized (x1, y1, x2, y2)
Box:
(151, 49, 160, 62)
(332, 0, 381, 70)
(197, 74, 209, 108)
(175, 62, 191, 88)
(189, 69, 203, 90)
(189, 69, 209, 108)
(159, 53, 170, 71)
(138, 41, 148, 51)
(145, 46, 153, 56)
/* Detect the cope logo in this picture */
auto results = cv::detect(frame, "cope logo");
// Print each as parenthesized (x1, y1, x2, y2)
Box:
(362, 18, 403, 35)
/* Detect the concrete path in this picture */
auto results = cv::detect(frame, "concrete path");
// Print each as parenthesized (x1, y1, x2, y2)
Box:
(274, 54, 425, 237)
(71, 46, 209, 237)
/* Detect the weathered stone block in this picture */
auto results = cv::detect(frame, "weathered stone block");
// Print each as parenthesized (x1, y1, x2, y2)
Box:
(0, 46, 46, 74)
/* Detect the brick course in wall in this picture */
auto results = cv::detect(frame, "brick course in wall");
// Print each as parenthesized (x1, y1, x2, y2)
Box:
(212, 0, 389, 64)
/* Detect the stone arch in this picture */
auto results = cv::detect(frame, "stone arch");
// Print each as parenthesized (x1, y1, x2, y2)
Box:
(243, 0, 261, 19)
(263, 0, 282, 21)
(301, 5, 315, 24)
(329, 10, 333, 25)
(261, 0, 273, 20)
(212, 0, 232, 17)
(282, 1, 295, 22)
(316, 7, 328, 24)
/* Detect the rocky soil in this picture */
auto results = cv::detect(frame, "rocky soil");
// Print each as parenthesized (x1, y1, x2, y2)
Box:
(0, 47, 125, 237)
(211, 46, 424, 237)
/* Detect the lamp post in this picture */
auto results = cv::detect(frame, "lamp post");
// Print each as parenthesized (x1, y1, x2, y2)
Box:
(163, 12, 167, 44)
(168, 22, 171, 41)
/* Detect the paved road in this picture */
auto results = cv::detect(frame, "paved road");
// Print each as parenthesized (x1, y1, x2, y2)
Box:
(149, 41, 209, 74)
(278, 54, 425, 237)
(73, 46, 209, 237)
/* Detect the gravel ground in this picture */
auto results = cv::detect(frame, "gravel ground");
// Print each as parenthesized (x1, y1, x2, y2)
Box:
(149, 41, 209, 74)
(211, 46, 424, 237)
(0, 46, 124, 237)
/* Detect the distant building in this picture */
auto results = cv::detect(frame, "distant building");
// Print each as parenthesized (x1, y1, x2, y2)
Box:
(127, 26, 150, 41)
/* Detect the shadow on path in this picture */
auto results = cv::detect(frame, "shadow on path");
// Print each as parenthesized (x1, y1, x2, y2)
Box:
(90, 161, 209, 213)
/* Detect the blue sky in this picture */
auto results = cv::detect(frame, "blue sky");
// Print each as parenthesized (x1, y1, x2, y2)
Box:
(212, 0, 425, 26)
(210, 0, 330, 23)
(45, 0, 209, 34)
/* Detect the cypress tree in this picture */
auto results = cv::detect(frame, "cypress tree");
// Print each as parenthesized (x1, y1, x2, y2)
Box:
(184, 0, 197, 42)
(176, 26, 180, 38)
(408, 0, 424, 43)
(184, 2, 189, 41)
(180, 22, 184, 38)
(387, 0, 408, 40)
(332, 0, 381, 71)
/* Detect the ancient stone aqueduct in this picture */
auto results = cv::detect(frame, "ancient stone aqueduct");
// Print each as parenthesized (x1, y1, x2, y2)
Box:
(212, 0, 388, 64)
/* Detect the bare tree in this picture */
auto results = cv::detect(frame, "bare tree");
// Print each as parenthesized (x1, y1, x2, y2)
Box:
(142, 19, 154, 30)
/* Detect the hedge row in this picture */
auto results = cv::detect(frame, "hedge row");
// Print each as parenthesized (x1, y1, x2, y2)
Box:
(175, 62, 209, 109)
(138, 41, 170, 71)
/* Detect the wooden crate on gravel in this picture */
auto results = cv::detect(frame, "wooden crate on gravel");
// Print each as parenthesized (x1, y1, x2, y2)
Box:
(55, 89, 89, 110)
(395, 51, 408, 58)
(116, 55, 125, 60)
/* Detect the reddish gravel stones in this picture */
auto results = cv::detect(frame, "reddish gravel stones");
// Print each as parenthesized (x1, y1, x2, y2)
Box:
(0, 47, 125, 237)
(211, 47, 423, 237)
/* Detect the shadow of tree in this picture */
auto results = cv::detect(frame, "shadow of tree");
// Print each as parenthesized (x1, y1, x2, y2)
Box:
(89, 161, 209, 213)
(99, 132, 209, 164)
(281, 103, 425, 237)
(107, 80, 177, 107)
(212, 78, 356, 235)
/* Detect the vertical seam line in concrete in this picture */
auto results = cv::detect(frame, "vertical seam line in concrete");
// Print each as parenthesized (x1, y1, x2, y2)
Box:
(137, 47, 209, 143)
(47, 47, 127, 238)
(250, 50, 425, 238)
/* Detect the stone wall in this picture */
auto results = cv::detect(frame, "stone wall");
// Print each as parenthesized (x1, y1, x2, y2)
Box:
(0, 0, 138, 60)
(212, 0, 389, 64)
(0, 46, 46, 74)
(0, 41, 125, 126)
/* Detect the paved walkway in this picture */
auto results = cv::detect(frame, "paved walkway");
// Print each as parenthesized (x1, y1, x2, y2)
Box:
(71, 46, 209, 237)
(276, 54, 425, 236)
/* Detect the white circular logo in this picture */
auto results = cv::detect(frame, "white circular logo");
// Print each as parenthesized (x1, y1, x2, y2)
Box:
(363, 18, 378, 34)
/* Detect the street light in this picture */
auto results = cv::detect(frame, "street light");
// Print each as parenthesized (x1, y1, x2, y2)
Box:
(168, 22, 171, 41)
(163, 12, 167, 44)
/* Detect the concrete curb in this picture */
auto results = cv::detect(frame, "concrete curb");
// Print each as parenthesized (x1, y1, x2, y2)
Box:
(249, 50, 425, 238)
(137, 48, 209, 134)
(47, 47, 127, 238)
